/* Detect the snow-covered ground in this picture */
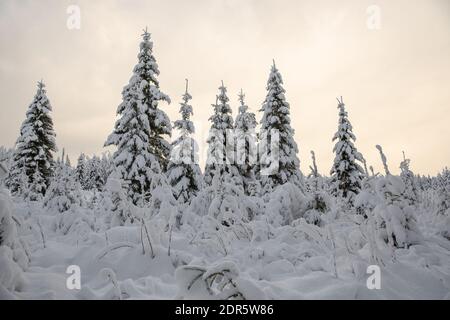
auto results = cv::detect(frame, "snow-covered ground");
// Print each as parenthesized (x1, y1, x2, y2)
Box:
(2, 185, 449, 300)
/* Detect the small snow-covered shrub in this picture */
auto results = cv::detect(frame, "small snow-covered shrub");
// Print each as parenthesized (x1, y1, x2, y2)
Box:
(58, 208, 95, 241)
(0, 246, 25, 295)
(436, 182, 450, 215)
(0, 185, 27, 268)
(292, 220, 339, 276)
(355, 176, 379, 218)
(304, 191, 334, 226)
(103, 172, 133, 227)
(0, 184, 26, 297)
(399, 154, 418, 205)
(372, 175, 422, 249)
(146, 162, 177, 230)
(189, 169, 256, 255)
(0, 188, 16, 247)
(43, 162, 82, 214)
(265, 183, 307, 226)
(196, 215, 232, 256)
(208, 183, 246, 228)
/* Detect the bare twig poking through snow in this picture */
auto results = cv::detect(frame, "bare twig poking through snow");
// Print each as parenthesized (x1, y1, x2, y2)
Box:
(96, 242, 136, 260)
(362, 157, 369, 177)
(19, 238, 31, 263)
(362, 217, 385, 266)
(175, 262, 246, 300)
(36, 217, 46, 249)
(370, 166, 376, 177)
(309, 150, 319, 179)
(101, 268, 122, 300)
(214, 231, 228, 256)
(376, 145, 390, 175)
(140, 224, 145, 255)
(168, 224, 173, 257)
(327, 226, 338, 278)
(309, 150, 319, 191)
(11, 215, 21, 227)
(141, 219, 155, 259)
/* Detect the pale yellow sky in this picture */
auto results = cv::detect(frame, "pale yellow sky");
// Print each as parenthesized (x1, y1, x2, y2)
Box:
(0, 0, 449, 175)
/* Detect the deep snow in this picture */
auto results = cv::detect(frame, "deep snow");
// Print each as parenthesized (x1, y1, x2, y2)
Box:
(2, 190, 449, 300)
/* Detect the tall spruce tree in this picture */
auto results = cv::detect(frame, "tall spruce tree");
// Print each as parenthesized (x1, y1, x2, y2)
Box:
(234, 89, 257, 195)
(204, 82, 241, 186)
(7, 81, 57, 199)
(330, 97, 364, 200)
(105, 29, 171, 205)
(166, 80, 203, 203)
(258, 61, 301, 192)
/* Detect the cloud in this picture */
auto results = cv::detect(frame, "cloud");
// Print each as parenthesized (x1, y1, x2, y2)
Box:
(0, 0, 449, 175)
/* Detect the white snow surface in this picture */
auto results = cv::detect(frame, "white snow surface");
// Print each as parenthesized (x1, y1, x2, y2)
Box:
(2, 189, 449, 300)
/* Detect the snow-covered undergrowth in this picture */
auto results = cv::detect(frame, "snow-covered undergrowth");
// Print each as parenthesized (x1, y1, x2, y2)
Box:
(1, 181, 449, 300)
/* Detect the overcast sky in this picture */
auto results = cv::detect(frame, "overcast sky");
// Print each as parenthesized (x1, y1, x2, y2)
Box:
(0, 0, 449, 175)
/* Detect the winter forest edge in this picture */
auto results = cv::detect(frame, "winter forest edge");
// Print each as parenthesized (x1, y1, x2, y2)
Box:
(0, 30, 449, 300)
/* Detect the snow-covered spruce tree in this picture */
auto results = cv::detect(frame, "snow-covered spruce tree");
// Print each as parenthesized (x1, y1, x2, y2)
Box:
(166, 80, 202, 204)
(436, 167, 450, 215)
(304, 151, 332, 225)
(307, 150, 321, 192)
(371, 145, 421, 249)
(204, 82, 242, 187)
(65, 154, 71, 167)
(355, 153, 377, 218)
(0, 163, 16, 248)
(7, 81, 57, 199)
(83, 156, 95, 190)
(437, 168, 450, 189)
(355, 170, 379, 219)
(330, 97, 364, 201)
(43, 156, 81, 214)
(0, 147, 13, 169)
(75, 153, 87, 189)
(84, 155, 108, 191)
(100, 153, 113, 179)
(399, 151, 418, 204)
(103, 170, 132, 227)
(234, 89, 258, 196)
(104, 29, 171, 205)
(258, 61, 302, 193)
